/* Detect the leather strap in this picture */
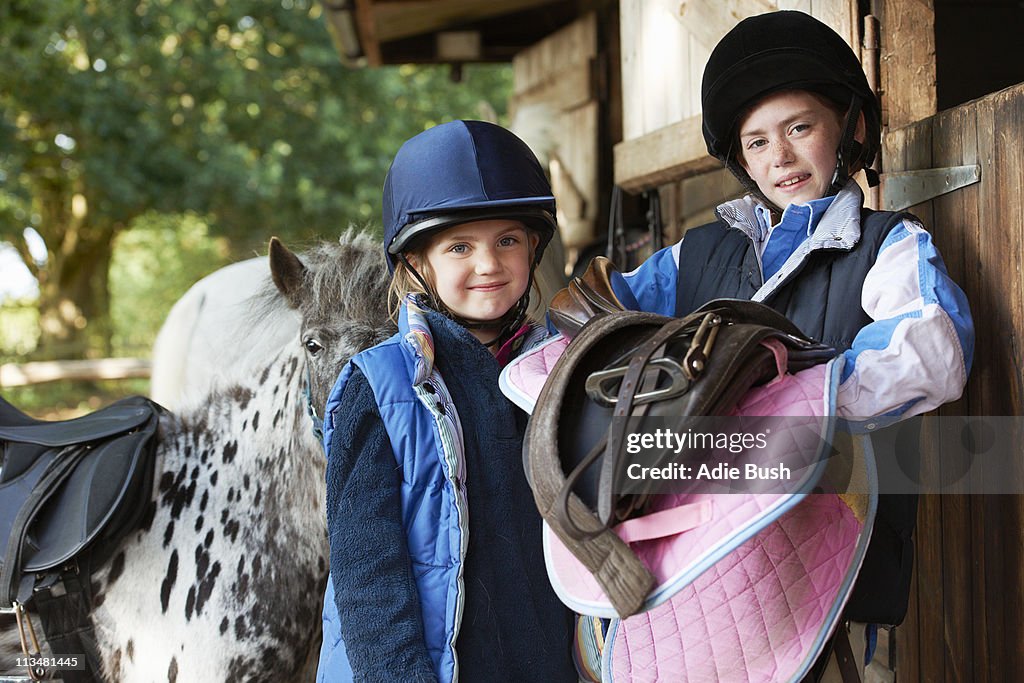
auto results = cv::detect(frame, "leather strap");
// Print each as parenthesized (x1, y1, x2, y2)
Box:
(601, 317, 691, 526)
(34, 562, 103, 683)
(832, 624, 863, 683)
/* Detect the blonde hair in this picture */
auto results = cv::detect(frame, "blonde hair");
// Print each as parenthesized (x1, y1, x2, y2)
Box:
(387, 252, 434, 322)
(387, 224, 543, 323)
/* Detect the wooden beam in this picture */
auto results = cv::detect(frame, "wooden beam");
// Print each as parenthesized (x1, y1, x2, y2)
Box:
(0, 358, 152, 387)
(354, 0, 383, 66)
(878, 0, 936, 130)
(613, 114, 720, 192)
(371, 0, 558, 43)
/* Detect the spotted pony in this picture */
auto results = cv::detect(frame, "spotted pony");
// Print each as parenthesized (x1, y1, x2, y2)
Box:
(2, 230, 394, 682)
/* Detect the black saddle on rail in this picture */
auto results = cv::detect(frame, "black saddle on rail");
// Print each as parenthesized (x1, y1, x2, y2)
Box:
(0, 395, 162, 609)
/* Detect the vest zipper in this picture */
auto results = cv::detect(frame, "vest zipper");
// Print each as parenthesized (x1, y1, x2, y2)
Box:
(416, 375, 468, 682)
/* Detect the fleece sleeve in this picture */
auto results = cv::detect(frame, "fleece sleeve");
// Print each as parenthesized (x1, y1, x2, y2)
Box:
(326, 367, 437, 683)
(837, 218, 974, 429)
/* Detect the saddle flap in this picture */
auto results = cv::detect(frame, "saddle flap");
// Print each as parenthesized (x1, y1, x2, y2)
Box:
(548, 256, 628, 339)
(23, 429, 156, 571)
(1, 396, 161, 605)
(0, 396, 157, 448)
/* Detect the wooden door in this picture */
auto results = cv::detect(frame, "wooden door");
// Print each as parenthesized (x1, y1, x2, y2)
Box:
(884, 81, 1024, 682)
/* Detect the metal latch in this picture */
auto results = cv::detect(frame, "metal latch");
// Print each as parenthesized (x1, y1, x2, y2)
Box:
(881, 165, 981, 211)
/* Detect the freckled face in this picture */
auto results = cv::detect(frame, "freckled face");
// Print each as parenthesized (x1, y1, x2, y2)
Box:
(737, 90, 850, 209)
(411, 219, 538, 331)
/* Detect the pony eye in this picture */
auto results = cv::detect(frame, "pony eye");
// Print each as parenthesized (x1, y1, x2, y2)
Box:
(304, 338, 324, 355)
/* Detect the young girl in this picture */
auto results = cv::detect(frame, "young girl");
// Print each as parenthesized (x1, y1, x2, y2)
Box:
(316, 120, 576, 682)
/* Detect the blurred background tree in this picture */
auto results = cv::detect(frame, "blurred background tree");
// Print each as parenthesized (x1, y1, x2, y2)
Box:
(0, 0, 511, 363)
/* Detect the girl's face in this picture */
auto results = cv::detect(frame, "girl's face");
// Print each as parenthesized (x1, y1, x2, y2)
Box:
(410, 219, 538, 339)
(737, 90, 859, 209)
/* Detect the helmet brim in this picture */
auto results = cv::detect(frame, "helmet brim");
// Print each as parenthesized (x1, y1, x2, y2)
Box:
(387, 204, 557, 256)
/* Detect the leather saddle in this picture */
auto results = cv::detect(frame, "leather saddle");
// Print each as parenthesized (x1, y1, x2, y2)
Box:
(526, 258, 836, 618)
(0, 395, 162, 609)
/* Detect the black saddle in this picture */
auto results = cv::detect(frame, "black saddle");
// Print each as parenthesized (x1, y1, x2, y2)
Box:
(0, 395, 162, 606)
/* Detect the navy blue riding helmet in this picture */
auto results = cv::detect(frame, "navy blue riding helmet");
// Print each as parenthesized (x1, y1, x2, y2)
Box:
(381, 120, 557, 340)
(382, 120, 556, 274)
(701, 11, 882, 204)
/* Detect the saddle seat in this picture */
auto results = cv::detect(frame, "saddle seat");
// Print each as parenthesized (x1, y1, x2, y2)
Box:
(0, 395, 162, 605)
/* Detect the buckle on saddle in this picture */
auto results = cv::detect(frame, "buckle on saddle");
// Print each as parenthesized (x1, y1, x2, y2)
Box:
(585, 357, 690, 407)
(682, 313, 722, 380)
(10, 601, 47, 681)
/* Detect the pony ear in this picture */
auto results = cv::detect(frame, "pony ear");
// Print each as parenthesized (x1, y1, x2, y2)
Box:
(269, 237, 307, 308)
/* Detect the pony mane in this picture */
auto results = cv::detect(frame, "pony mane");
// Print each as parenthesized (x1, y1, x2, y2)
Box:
(251, 227, 392, 327)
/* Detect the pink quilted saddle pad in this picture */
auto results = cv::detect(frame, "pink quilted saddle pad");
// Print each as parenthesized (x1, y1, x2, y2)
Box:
(603, 491, 867, 682)
(544, 360, 877, 681)
(543, 362, 843, 617)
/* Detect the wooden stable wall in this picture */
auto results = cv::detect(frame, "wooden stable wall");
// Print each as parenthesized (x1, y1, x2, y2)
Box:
(613, 0, 858, 242)
(884, 82, 1024, 681)
(510, 14, 601, 250)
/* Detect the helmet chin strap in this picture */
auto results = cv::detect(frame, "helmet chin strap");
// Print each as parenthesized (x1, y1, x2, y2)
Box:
(399, 254, 535, 348)
(828, 95, 871, 196)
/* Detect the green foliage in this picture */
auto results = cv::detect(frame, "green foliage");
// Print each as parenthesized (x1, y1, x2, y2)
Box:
(0, 1, 513, 255)
(1, 379, 151, 419)
(0, 299, 39, 361)
(109, 212, 232, 356)
(0, 0, 513, 360)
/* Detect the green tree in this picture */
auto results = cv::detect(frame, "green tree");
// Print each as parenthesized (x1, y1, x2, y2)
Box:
(0, 0, 511, 359)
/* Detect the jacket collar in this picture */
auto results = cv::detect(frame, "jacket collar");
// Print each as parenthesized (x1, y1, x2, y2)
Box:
(716, 180, 865, 252)
(398, 295, 437, 386)
(397, 294, 549, 386)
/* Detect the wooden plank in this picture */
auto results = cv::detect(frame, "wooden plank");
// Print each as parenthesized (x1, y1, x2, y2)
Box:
(353, 0, 383, 66)
(370, 0, 556, 43)
(927, 104, 972, 683)
(898, 558, 921, 683)
(613, 115, 720, 192)
(637, 1, 688, 134)
(809, 0, 855, 53)
(878, 0, 936, 129)
(687, 33, 711, 119)
(619, 0, 644, 140)
(677, 0, 776, 50)
(513, 13, 596, 95)
(991, 85, 1024, 677)
(949, 99, 990, 683)
(990, 85, 1024, 416)
(973, 89, 1005, 683)
(511, 60, 594, 113)
(0, 358, 152, 387)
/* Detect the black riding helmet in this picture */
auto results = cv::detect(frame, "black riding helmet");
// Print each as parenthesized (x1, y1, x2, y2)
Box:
(701, 11, 881, 204)
(382, 120, 557, 341)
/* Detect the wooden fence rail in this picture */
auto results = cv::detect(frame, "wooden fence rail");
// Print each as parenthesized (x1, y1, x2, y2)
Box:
(0, 358, 152, 388)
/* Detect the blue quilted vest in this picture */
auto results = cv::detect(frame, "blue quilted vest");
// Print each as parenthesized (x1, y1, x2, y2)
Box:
(316, 302, 467, 683)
